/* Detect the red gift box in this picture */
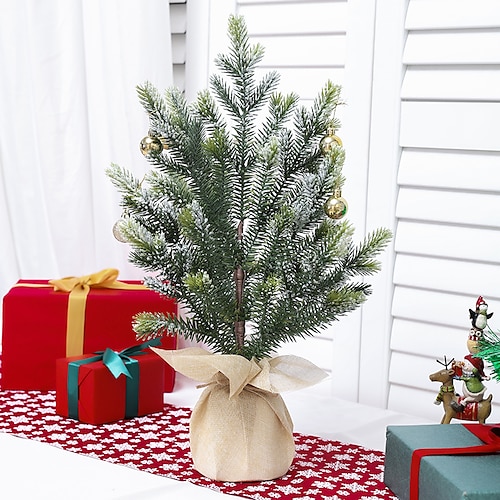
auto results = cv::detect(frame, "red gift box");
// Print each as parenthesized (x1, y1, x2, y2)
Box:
(55, 344, 164, 424)
(1, 270, 177, 391)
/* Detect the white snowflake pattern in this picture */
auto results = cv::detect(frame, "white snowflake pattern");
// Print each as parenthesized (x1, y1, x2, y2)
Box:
(296, 469, 319, 479)
(9, 415, 29, 424)
(65, 428, 84, 435)
(10, 393, 30, 400)
(168, 424, 187, 432)
(85, 443, 104, 450)
(302, 489, 321, 497)
(341, 481, 368, 493)
(173, 432, 190, 442)
(37, 394, 55, 401)
(43, 415, 62, 421)
(267, 492, 281, 498)
(355, 466, 368, 474)
(141, 424, 160, 431)
(121, 453, 144, 461)
(76, 423, 95, 429)
(78, 433, 99, 442)
(243, 485, 268, 492)
(370, 471, 384, 482)
(102, 423, 123, 430)
(113, 443, 135, 451)
(295, 460, 316, 468)
(43, 424, 63, 432)
(169, 408, 190, 418)
(295, 443, 312, 451)
(318, 443, 342, 453)
(313, 481, 336, 489)
(110, 432, 130, 440)
(160, 463, 183, 471)
(137, 431, 158, 440)
(37, 407, 56, 414)
(367, 489, 397, 498)
(275, 484, 301, 495)
(147, 441, 169, 449)
(340, 472, 363, 481)
(150, 452, 175, 461)
(359, 452, 383, 463)
(325, 461, 350, 472)
(132, 415, 154, 423)
(10, 407, 29, 413)
(333, 453, 354, 461)
(48, 433, 70, 440)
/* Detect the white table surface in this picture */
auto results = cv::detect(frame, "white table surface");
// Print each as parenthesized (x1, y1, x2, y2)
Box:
(0, 375, 433, 499)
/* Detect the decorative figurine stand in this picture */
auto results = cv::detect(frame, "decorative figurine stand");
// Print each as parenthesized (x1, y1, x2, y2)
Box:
(429, 296, 493, 424)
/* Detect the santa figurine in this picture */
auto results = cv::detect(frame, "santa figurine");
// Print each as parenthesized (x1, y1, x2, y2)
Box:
(451, 354, 490, 412)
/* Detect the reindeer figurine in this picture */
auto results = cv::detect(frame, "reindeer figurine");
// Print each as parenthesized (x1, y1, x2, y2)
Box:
(429, 356, 492, 424)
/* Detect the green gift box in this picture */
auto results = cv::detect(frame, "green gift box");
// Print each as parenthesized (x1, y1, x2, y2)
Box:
(384, 424, 500, 500)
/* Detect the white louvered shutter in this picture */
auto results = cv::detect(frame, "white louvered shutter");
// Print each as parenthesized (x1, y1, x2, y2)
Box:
(170, 0, 187, 93)
(389, 0, 500, 420)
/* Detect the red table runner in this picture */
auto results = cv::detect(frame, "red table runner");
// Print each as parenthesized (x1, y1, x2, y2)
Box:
(0, 359, 396, 499)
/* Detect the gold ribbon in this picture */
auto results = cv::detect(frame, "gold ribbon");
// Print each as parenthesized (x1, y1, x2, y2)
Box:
(49, 268, 147, 356)
(16, 268, 147, 356)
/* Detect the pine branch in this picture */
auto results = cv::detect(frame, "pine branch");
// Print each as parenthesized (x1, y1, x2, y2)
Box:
(477, 328, 500, 382)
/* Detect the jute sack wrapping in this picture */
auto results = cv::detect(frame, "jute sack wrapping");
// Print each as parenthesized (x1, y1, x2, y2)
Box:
(151, 346, 328, 482)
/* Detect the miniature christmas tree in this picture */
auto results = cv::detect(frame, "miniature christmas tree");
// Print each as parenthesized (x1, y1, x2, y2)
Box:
(107, 15, 391, 361)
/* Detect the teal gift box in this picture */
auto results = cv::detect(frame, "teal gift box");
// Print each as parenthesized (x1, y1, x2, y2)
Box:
(384, 424, 500, 500)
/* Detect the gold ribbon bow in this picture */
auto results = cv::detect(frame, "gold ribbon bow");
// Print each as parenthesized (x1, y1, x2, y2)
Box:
(48, 268, 146, 356)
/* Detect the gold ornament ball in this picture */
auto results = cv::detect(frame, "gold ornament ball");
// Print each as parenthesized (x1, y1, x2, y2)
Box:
(324, 194, 348, 219)
(140, 136, 163, 157)
(319, 131, 342, 155)
(112, 219, 129, 243)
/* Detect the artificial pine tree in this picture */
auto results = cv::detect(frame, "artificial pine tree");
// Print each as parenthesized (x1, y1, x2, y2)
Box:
(107, 15, 391, 361)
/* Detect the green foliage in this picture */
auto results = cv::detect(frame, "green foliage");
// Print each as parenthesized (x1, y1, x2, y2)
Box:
(107, 15, 392, 360)
(477, 328, 500, 382)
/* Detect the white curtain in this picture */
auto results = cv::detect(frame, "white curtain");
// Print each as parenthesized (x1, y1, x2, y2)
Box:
(0, 0, 173, 307)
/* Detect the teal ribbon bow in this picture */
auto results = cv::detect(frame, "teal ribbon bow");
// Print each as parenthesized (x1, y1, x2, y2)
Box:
(67, 338, 161, 420)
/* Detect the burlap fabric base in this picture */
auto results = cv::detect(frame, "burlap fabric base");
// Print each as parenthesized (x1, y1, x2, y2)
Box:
(151, 347, 328, 482)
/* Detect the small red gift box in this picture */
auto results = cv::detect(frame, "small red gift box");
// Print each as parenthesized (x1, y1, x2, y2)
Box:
(1, 269, 177, 391)
(55, 341, 165, 424)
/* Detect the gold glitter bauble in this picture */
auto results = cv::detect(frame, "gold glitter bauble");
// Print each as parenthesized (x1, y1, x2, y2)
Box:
(140, 136, 163, 157)
(324, 190, 348, 219)
(112, 219, 129, 243)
